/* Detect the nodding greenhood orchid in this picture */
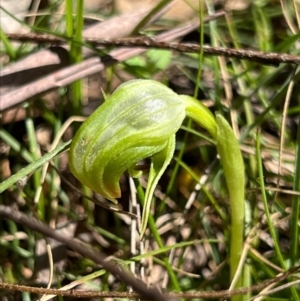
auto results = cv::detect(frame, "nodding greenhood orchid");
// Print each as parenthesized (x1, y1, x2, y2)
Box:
(69, 79, 245, 291)
(69, 80, 186, 204)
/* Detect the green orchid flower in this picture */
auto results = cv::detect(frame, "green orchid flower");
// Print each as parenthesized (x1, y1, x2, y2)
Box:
(69, 80, 186, 204)
(69, 79, 245, 294)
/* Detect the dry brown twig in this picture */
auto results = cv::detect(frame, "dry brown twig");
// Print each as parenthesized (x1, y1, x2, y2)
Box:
(0, 11, 225, 111)
(0, 205, 166, 301)
(6, 33, 300, 65)
(0, 204, 299, 299)
(0, 255, 298, 299)
(0, 2, 175, 108)
(0, 5, 174, 123)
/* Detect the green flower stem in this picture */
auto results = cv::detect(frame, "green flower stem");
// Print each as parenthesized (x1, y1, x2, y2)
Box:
(216, 114, 245, 294)
(184, 98, 245, 297)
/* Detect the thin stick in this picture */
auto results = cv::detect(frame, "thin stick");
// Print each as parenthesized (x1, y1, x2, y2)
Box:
(0, 263, 299, 299)
(6, 33, 300, 66)
(0, 13, 225, 111)
(0, 205, 165, 301)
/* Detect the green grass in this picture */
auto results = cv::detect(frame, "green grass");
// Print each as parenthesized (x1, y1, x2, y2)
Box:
(0, 1, 300, 300)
